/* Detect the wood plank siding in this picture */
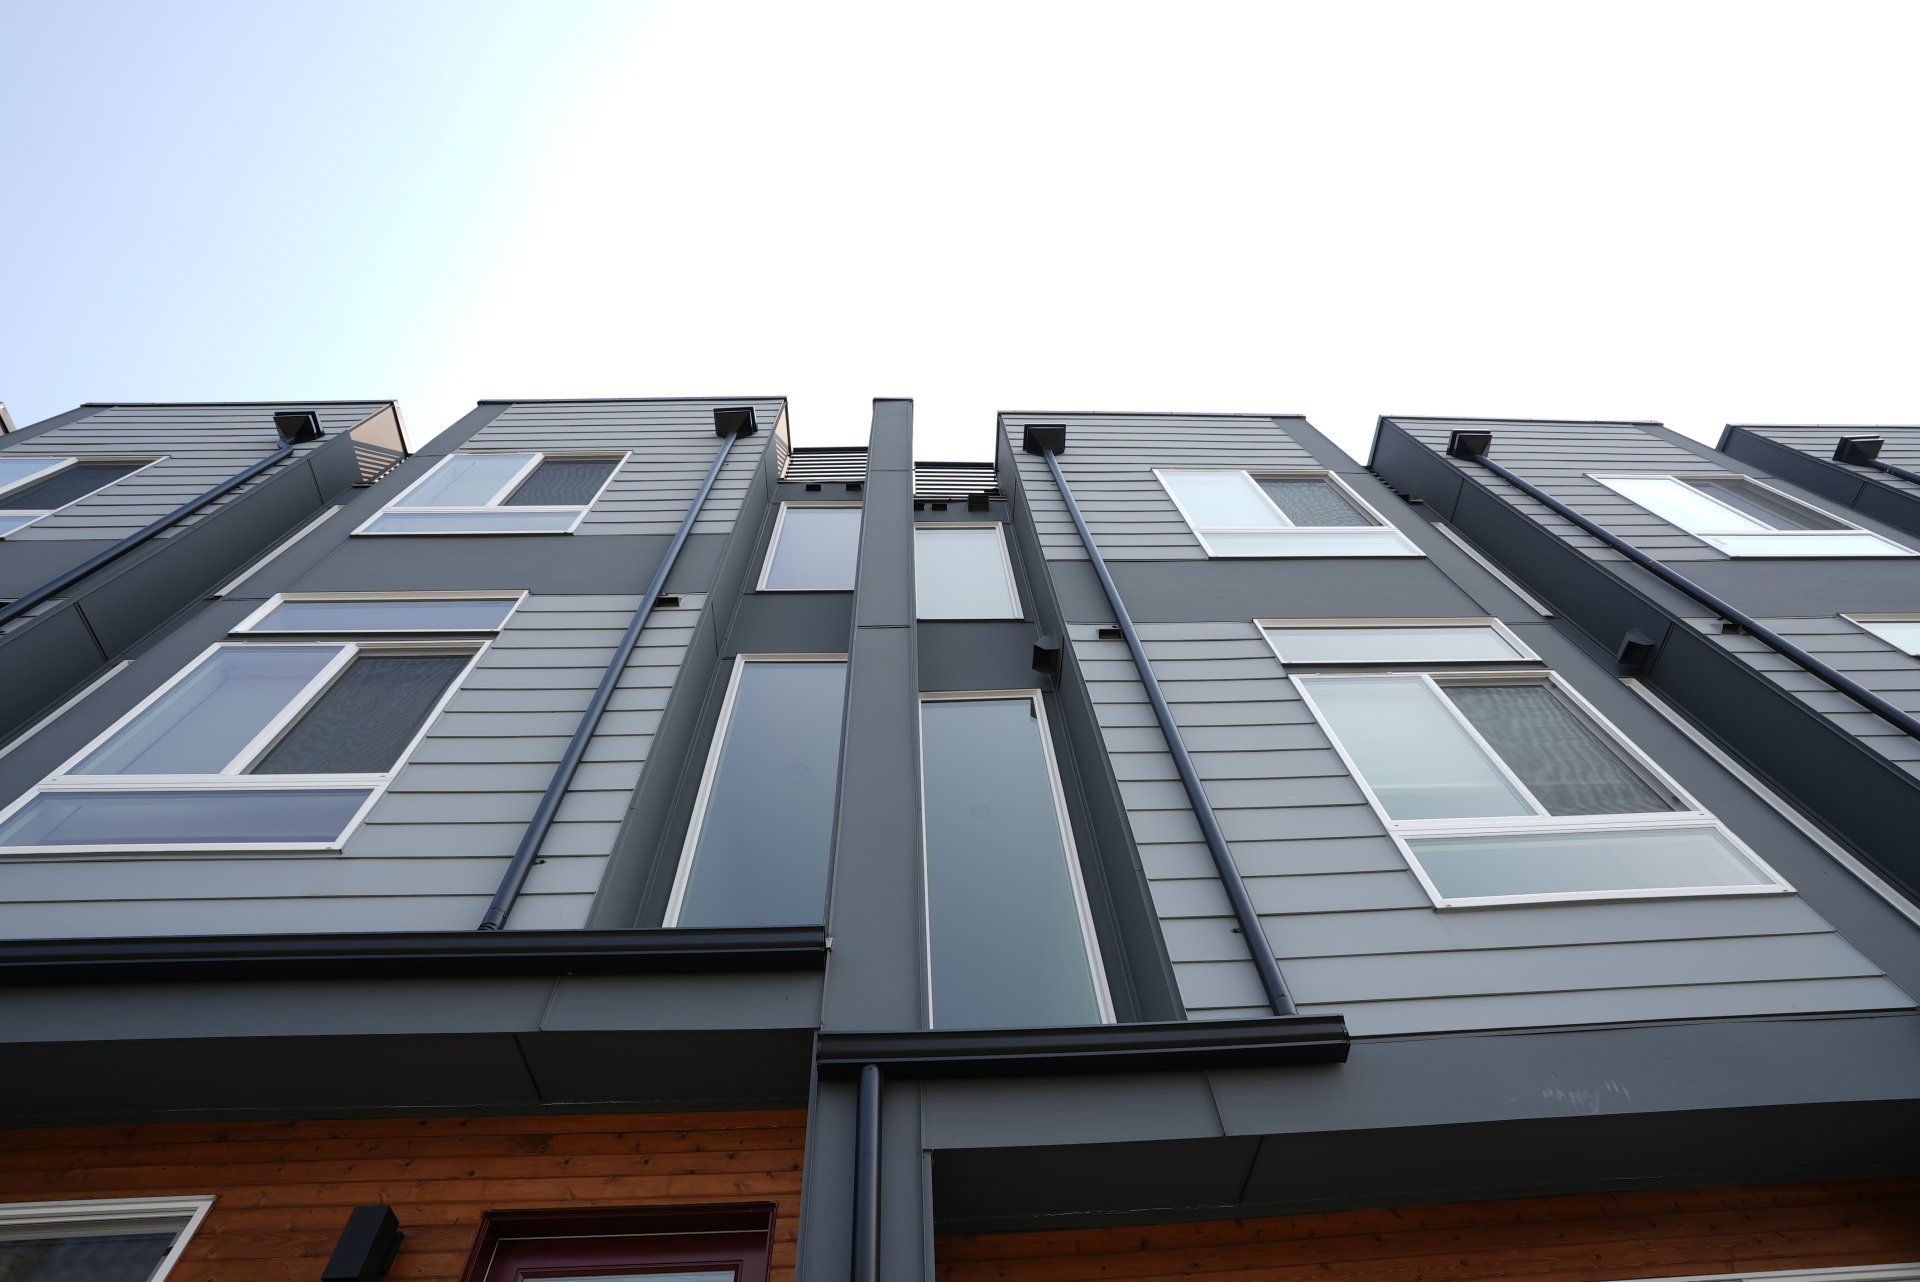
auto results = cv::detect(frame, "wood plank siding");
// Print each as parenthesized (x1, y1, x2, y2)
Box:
(0, 1109, 805, 1281)
(937, 1181, 1920, 1282)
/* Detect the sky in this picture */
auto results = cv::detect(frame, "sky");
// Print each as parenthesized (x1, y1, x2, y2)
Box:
(3, 2, 1919, 461)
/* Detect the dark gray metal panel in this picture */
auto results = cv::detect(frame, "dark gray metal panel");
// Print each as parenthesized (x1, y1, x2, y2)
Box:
(824, 400, 925, 1028)
(0, 540, 117, 596)
(299, 533, 704, 595)
(725, 593, 854, 655)
(915, 621, 1042, 692)
(1088, 559, 1481, 625)
(540, 971, 824, 1030)
(920, 1071, 1223, 1150)
(516, 1029, 814, 1106)
(934, 1135, 1262, 1225)
(0, 607, 108, 741)
(796, 1079, 861, 1282)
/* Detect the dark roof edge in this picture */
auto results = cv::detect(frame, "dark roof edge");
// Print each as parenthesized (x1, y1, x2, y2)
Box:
(474, 395, 788, 406)
(0, 926, 828, 985)
(77, 399, 397, 409)
(1378, 412, 1666, 428)
(997, 410, 1311, 423)
(817, 1015, 1349, 1079)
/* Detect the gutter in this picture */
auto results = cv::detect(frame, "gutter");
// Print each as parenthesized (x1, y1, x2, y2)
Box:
(1022, 423, 1298, 1017)
(0, 410, 322, 632)
(1445, 430, 1920, 745)
(478, 405, 759, 930)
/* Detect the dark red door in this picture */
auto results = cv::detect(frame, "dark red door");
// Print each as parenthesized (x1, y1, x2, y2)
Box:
(460, 1207, 774, 1282)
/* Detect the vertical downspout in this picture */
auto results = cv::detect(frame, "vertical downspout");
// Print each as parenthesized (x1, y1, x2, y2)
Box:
(479, 406, 758, 930)
(851, 1063, 881, 1282)
(1024, 425, 1296, 1017)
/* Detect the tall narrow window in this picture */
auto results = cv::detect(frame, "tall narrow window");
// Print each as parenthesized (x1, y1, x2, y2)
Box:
(759, 504, 861, 590)
(0, 458, 154, 536)
(0, 1196, 213, 1282)
(914, 525, 1020, 619)
(0, 606, 498, 852)
(921, 694, 1110, 1028)
(668, 657, 849, 927)
(1293, 669, 1784, 906)
(357, 452, 625, 534)
(1594, 473, 1911, 557)
(1155, 468, 1420, 557)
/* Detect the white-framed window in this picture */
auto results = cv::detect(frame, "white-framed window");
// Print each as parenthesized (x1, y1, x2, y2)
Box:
(665, 654, 849, 927)
(1276, 631, 1788, 907)
(0, 456, 161, 537)
(1155, 467, 1421, 557)
(1632, 1266, 1920, 1282)
(0, 1195, 214, 1281)
(355, 451, 628, 535)
(0, 603, 501, 853)
(919, 690, 1113, 1028)
(914, 524, 1020, 619)
(758, 503, 862, 590)
(1846, 614, 1920, 656)
(1593, 472, 1913, 557)
(234, 591, 525, 635)
(1262, 618, 1535, 666)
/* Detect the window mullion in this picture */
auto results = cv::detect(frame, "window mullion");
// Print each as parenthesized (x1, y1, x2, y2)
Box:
(482, 453, 544, 508)
(1421, 673, 1554, 819)
(219, 643, 358, 774)
(1241, 471, 1297, 529)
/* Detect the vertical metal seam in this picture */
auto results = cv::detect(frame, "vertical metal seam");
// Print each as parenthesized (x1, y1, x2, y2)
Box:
(479, 425, 745, 930)
(852, 1062, 881, 1282)
(1033, 444, 1296, 1017)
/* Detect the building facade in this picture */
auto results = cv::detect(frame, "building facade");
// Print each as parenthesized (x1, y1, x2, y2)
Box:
(0, 399, 1914, 1282)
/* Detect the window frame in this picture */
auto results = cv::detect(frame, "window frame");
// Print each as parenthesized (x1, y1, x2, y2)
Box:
(1590, 471, 1914, 557)
(0, 636, 488, 856)
(913, 521, 1022, 620)
(756, 501, 863, 591)
(1153, 466, 1422, 558)
(661, 652, 851, 926)
(0, 455, 165, 538)
(0, 1194, 215, 1282)
(233, 590, 528, 636)
(1843, 613, 1920, 656)
(353, 449, 630, 536)
(1258, 616, 1538, 667)
(1289, 664, 1790, 908)
(916, 688, 1116, 1027)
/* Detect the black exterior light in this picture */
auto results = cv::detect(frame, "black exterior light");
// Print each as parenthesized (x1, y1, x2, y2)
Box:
(1032, 634, 1063, 679)
(273, 409, 324, 445)
(1446, 429, 1493, 459)
(1022, 423, 1067, 455)
(713, 405, 759, 438)
(321, 1204, 402, 1280)
(1834, 435, 1885, 465)
(966, 492, 990, 512)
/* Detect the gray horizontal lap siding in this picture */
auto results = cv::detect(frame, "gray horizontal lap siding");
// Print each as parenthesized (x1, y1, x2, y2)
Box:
(1702, 615, 1920, 777)
(0, 404, 387, 541)
(1068, 619, 1909, 1036)
(1395, 420, 1737, 564)
(1002, 415, 1318, 562)
(465, 400, 780, 536)
(1740, 425, 1920, 501)
(0, 593, 703, 938)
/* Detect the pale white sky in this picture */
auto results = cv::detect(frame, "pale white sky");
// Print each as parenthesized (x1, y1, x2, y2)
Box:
(4, 1, 1918, 461)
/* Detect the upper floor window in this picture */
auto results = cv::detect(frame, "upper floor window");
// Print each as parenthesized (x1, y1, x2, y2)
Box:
(0, 1196, 213, 1282)
(1155, 468, 1420, 557)
(356, 452, 625, 535)
(0, 457, 156, 536)
(759, 503, 861, 590)
(914, 524, 1020, 619)
(234, 592, 523, 634)
(1594, 473, 1912, 557)
(1848, 615, 1920, 655)
(1269, 623, 1787, 907)
(0, 600, 505, 853)
(921, 692, 1112, 1028)
(665, 656, 849, 927)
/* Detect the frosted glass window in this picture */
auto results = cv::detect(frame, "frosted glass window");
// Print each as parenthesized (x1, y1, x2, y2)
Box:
(1258, 477, 1371, 526)
(1299, 675, 1532, 820)
(73, 645, 341, 775)
(361, 509, 581, 534)
(0, 458, 66, 493)
(248, 598, 516, 633)
(761, 506, 862, 590)
(254, 654, 469, 774)
(922, 696, 1105, 1028)
(1446, 684, 1669, 816)
(0, 789, 374, 848)
(1159, 470, 1284, 528)
(395, 453, 536, 508)
(672, 660, 848, 926)
(1264, 624, 1526, 665)
(1708, 532, 1909, 557)
(1855, 619, 1920, 655)
(1408, 826, 1771, 900)
(504, 458, 619, 506)
(915, 526, 1019, 619)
